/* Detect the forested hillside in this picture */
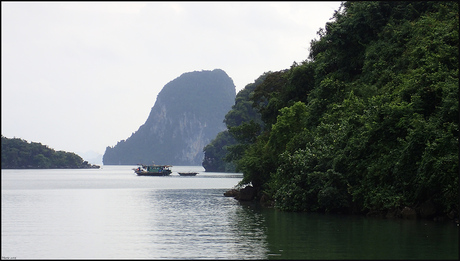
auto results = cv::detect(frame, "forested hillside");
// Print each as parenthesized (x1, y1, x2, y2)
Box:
(203, 2, 458, 219)
(1, 136, 99, 169)
(202, 73, 266, 172)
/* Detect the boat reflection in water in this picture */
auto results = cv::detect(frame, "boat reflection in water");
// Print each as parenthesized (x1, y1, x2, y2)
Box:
(134, 164, 172, 176)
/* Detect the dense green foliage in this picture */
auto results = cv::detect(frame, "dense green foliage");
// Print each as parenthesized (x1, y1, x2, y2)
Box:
(104, 69, 236, 165)
(206, 1, 459, 217)
(202, 74, 266, 172)
(1, 136, 98, 169)
(202, 130, 236, 172)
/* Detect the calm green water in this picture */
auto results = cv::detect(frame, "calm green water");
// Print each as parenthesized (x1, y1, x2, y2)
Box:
(258, 205, 458, 259)
(2, 166, 458, 259)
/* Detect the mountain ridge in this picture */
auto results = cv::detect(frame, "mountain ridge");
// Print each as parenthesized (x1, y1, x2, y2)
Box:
(103, 69, 236, 165)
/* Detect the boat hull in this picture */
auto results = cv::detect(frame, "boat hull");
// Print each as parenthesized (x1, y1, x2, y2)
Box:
(135, 170, 172, 176)
(136, 173, 171, 176)
(178, 172, 198, 176)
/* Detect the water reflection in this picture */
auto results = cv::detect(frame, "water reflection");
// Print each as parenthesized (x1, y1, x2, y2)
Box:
(261, 209, 458, 260)
(227, 202, 269, 258)
(2, 168, 457, 260)
(144, 189, 268, 259)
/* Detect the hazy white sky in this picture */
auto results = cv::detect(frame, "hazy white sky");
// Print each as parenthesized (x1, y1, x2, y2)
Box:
(2, 1, 342, 159)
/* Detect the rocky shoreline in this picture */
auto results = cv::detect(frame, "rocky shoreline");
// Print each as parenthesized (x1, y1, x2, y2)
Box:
(224, 186, 459, 224)
(224, 186, 274, 208)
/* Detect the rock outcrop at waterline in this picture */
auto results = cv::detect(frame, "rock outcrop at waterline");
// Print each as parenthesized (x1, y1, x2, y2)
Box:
(224, 186, 275, 208)
(103, 69, 236, 166)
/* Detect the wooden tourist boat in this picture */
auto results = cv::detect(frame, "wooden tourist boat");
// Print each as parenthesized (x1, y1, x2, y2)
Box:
(134, 164, 172, 176)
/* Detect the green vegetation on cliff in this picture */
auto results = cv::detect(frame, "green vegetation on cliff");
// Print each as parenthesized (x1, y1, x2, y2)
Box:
(204, 1, 459, 218)
(1, 136, 99, 169)
(202, 73, 266, 172)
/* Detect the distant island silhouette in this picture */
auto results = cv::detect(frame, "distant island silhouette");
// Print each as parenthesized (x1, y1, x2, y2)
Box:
(1, 135, 100, 169)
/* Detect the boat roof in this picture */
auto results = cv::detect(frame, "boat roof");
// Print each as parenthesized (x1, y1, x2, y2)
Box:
(139, 164, 172, 167)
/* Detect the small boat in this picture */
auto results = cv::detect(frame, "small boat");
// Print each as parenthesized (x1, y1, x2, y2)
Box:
(178, 172, 198, 176)
(134, 164, 172, 176)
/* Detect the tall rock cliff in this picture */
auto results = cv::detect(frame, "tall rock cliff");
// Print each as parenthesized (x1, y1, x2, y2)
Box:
(103, 69, 236, 166)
